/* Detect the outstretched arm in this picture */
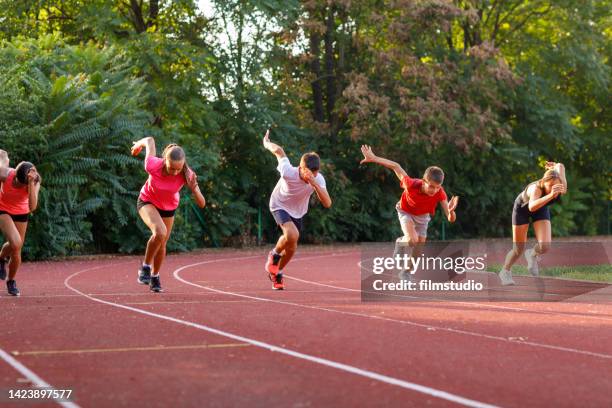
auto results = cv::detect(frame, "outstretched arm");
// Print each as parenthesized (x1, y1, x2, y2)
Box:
(359, 145, 407, 181)
(263, 129, 286, 159)
(132, 137, 156, 160)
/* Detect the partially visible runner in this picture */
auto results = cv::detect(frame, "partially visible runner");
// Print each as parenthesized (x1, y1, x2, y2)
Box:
(131, 137, 206, 292)
(0, 158, 42, 296)
(498, 162, 567, 285)
(263, 130, 332, 290)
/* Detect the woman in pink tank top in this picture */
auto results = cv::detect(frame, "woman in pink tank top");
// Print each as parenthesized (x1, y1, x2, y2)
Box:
(131, 136, 206, 292)
(0, 156, 42, 296)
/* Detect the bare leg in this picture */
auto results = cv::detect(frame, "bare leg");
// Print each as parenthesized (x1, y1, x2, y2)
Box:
(153, 216, 175, 275)
(503, 224, 529, 271)
(0, 215, 25, 281)
(532, 220, 552, 255)
(138, 205, 168, 266)
(277, 222, 299, 271)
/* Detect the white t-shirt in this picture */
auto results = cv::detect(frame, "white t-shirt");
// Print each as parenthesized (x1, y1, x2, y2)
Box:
(269, 157, 327, 219)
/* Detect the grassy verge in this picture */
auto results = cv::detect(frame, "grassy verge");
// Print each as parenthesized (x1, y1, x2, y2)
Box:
(487, 264, 612, 283)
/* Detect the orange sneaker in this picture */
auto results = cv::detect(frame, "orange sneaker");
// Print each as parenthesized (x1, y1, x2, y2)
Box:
(265, 250, 281, 276)
(272, 272, 284, 290)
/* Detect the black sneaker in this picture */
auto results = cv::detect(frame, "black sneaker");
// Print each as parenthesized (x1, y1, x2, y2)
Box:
(7, 280, 20, 296)
(149, 275, 163, 292)
(0, 257, 8, 281)
(138, 265, 151, 285)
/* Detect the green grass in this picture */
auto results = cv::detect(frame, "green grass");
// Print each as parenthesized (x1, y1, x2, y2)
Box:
(487, 264, 612, 283)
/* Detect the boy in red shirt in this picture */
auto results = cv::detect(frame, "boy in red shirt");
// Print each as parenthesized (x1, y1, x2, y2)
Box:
(360, 145, 458, 277)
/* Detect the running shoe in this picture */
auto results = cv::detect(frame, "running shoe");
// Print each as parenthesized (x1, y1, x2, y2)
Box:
(138, 264, 152, 285)
(272, 272, 284, 290)
(7, 280, 20, 296)
(265, 250, 281, 276)
(524, 248, 540, 277)
(498, 268, 515, 286)
(150, 275, 163, 293)
(0, 257, 8, 281)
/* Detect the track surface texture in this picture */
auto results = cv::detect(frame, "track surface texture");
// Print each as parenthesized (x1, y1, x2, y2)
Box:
(1, 245, 610, 407)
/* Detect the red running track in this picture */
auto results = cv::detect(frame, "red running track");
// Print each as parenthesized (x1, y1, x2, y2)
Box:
(0, 246, 611, 407)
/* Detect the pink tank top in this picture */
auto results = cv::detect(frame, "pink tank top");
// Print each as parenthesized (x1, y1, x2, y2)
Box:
(0, 169, 30, 215)
(138, 156, 186, 211)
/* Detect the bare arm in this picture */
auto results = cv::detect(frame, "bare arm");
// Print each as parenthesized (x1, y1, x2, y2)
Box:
(527, 184, 564, 212)
(132, 137, 156, 160)
(302, 169, 332, 208)
(0, 167, 9, 182)
(440, 196, 459, 223)
(27, 168, 41, 212)
(185, 168, 206, 208)
(262, 129, 286, 159)
(359, 145, 407, 181)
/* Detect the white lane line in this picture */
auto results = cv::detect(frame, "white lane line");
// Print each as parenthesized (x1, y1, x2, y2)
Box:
(0, 348, 80, 408)
(173, 255, 612, 360)
(64, 257, 499, 408)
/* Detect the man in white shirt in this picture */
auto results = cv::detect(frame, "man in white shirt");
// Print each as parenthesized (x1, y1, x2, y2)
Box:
(263, 130, 332, 290)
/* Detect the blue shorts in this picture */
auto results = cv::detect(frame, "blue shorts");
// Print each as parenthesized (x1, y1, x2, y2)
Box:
(271, 209, 303, 232)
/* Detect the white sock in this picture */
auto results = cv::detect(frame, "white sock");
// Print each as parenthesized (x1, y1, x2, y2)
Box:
(151, 272, 159, 277)
(143, 263, 152, 269)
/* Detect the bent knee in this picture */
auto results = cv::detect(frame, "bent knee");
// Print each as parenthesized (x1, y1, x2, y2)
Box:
(8, 237, 23, 251)
(538, 242, 551, 254)
(151, 225, 168, 241)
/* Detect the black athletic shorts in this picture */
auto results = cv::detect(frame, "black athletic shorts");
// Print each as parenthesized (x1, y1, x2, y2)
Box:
(137, 198, 176, 218)
(0, 211, 29, 223)
(512, 196, 551, 225)
(271, 209, 303, 232)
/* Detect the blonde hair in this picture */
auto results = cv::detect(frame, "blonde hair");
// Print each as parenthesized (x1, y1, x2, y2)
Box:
(537, 169, 561, 189)
(520, 169, 561, 204)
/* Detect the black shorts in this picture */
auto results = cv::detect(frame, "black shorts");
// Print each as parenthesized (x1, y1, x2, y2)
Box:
(271, 209, 303, 232)
(512, 199, 551, 226)
(137, 198, 176, 218)
(0, 211, 29, 223)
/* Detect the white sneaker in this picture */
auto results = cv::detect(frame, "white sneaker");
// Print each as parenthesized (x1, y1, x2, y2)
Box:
(524, 248, 540, 277)
(499, 268, 515, 286)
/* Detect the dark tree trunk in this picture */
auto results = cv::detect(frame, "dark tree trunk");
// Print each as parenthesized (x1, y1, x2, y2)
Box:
(310, 31, 325, 122)
(324, 5, 336, 126)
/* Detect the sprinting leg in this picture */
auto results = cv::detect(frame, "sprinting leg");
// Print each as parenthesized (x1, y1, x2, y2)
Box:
(138, 205, 168, 265)
(499, 224, 529, 285)
(277, 221, 299, 271)
(153, 216, 174, 275)
(0, 215, 25, 295)
(525, 220, 551, 276)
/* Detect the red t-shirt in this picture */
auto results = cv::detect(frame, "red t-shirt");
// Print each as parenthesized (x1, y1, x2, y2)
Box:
(399, 176, 447, 216)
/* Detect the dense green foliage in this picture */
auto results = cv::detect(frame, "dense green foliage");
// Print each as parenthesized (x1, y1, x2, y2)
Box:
(0, 1, 609, 259)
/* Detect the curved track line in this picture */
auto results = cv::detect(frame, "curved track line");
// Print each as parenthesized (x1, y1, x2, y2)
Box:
(64, 256, 499, 408)
(173, 255, 612, 360)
